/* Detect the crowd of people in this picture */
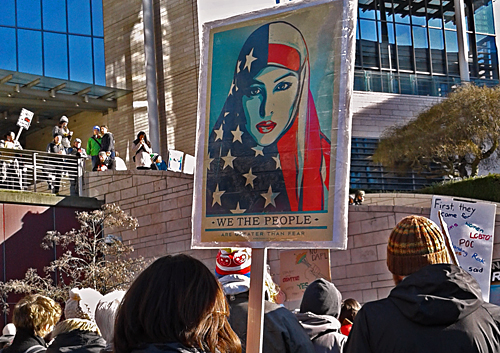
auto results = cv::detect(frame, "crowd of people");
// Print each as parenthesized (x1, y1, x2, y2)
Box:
(0, 116, 172, 195)
(0, 108, 496, 350)
(2, 215, 500, 353)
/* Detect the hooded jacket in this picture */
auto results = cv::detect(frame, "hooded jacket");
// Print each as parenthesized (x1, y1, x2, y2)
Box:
(46, 330, 106, 353)
(219, 274, 314, 353)
(345, 264, 500, 353)
(2, 329, 46, 353)
(294, 312, 346, 353)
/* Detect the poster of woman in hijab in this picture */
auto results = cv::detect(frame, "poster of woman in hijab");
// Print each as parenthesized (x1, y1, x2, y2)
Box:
(193, 0, 355, 247)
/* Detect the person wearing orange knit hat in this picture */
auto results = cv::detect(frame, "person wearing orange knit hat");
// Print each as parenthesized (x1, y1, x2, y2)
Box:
(345, 215, 500, 353)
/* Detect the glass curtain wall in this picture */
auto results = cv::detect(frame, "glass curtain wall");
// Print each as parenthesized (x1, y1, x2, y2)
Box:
(0, 0, 105, 86)
(355, 0, 498, 94)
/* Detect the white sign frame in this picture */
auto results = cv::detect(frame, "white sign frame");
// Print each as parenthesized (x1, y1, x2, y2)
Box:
(430, 195, 497, 301)
(192, 0, 357, 249)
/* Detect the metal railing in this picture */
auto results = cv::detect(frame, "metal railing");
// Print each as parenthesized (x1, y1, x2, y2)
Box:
(0, 147, 85, 196)
(354, 70, 499, 97)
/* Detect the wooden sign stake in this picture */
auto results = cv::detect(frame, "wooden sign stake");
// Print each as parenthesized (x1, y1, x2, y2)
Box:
(246, 248, 267, 353)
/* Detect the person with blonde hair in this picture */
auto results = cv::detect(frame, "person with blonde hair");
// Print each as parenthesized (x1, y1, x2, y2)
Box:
(3, 294, 61, 353)
(46, 319, 105, 353)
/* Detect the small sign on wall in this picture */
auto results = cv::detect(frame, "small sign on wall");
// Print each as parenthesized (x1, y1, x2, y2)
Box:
(167, 150, 184, 172)
(279, 249, 331, 304)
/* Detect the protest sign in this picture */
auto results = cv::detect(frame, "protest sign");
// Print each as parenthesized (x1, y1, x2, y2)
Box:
(17, 108, 34, 130)
(430, 196, 496, 301)
(192, 0, 356, 249)
(279, 249, 331, 304)
(490, 260, 500, 305)
(167, 150, 184, 172)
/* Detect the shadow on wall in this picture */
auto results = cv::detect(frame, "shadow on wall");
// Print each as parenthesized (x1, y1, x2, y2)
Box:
(0, 205, 89, 327)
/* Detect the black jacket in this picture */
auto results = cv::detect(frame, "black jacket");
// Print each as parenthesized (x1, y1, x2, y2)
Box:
(345, 264, 500, 353)
(3, 329, 47, 353)
(131, 342, 207, 353)
(46, 142, 65, 154)
(227, 292, 315, 353)
(46, 330, 106, 353)
(100, 133, 114, 153)
(294, 312, 346, 353)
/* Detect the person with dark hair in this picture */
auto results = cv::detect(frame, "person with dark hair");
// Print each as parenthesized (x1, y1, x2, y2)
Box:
(215, 249, 314, 353)
(114, 254, 241, 353)
(93, 152, 111, 172)
(338, 299, 360, 336)
(345, 215, 500, 353)
(131, 132, 152, 170)
(99, 126, 115, 170)
(295, 278, 347, 353)
(3, 294, 62, 353)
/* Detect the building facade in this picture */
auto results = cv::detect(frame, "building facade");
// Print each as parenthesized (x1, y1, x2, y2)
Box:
(0, 0, 498, 180)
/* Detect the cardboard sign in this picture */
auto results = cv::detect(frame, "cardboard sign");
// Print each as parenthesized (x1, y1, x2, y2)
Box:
(430, 196, 496, 301)
(490, 260, 500, 305)
(167, 150, 184, 172)
(183, 154, 195, 174)
(192, 0, 356, 249)
(17, 108, 34, 130)
(279, 249, 331, 303)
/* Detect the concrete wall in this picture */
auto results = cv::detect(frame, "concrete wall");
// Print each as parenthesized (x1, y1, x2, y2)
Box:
(84, 170, 500, 305)
(351, 91, 442, 138)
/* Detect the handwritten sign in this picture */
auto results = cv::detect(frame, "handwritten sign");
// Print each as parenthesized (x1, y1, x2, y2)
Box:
(430, 196, 496, 301)
(17, 108, 34, 130)
(167, 150, 184, 172)
(279, 249, 331, 304)
(490, 260, 500, 305)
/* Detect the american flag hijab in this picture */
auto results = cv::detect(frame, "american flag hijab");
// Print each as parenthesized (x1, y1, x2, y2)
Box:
(207, 22, 331, 215)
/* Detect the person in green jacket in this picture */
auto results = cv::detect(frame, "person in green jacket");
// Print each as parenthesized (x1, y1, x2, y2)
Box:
(86, 126, 102, 171)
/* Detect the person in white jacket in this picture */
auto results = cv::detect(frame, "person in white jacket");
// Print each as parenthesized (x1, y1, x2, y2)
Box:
(131, 131, 152, 169)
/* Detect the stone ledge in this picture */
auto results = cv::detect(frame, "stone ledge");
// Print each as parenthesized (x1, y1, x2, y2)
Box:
(0, 190, 103, 209)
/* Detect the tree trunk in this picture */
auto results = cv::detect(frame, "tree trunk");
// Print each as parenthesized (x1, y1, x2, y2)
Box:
(471, 140, 499, 177)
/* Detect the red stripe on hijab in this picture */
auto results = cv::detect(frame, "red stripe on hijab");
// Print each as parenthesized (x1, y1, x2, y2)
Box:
(268, 44, 301, 71)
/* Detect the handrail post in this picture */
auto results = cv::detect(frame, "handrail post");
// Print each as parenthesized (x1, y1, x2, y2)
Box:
(78, 158, 83, 197)
(32, 153, 38, 192)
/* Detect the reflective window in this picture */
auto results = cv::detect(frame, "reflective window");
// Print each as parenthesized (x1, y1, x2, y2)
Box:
(0, 27, 16, 71)
(43, 0, 67, 32)
(93, 38, 105, 85)
(0, 0, 16, 27)
(92, 0, 104, 36)
(68, 0, 91, 35)
(474, 0, 494, 34)
(69, 35, 93, 83)
(18, 29, 43, 75)
(356, 0, 498, 88)
(0, 0, 104, 85)
(44, 32, 68, 79)
(17, 0, 42, 29)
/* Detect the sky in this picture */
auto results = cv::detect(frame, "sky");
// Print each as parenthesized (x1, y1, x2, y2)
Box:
(197, 0, 281, 26)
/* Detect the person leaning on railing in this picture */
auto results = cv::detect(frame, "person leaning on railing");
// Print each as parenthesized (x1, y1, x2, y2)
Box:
(68, 138, 88, 196)
(46, 135, 66, 194)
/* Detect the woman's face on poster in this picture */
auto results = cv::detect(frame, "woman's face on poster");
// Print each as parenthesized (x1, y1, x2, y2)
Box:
(242, 66, 299, 146)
